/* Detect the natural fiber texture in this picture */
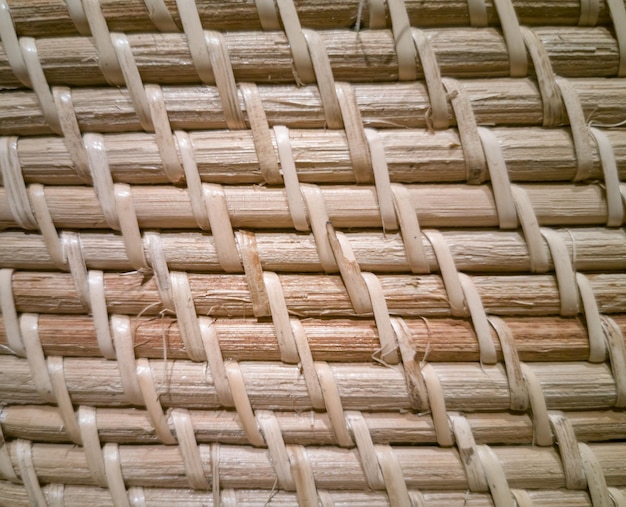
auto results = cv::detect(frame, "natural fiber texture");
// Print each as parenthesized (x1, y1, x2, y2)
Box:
(3, 79, 626, 135)
(1, 0, 626, 505)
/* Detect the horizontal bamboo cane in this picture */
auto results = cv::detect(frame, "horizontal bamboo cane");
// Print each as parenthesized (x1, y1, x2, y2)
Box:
(0, 184, 618, 230)
(2, 404, 625, 446)
(8, 126, 626, 185)
(0, 356, 619, 411)
(3, 313, 625, 363)
(0, 28, 620, 88)
(6, 271, 626, 317)
(4, 0, 614, 37)
(1, 439, 624, 490)
(3, 79, 625, 136)
(3, 228, 625, 274)
(2, 481, 623, 507)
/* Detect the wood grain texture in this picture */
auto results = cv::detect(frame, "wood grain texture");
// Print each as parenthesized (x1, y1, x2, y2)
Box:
(2, 314, 624, 363)
(3, 0, 613, 37)
(2, 79, 625, 136)
(7, 126, 626, 184)
(2, 228, 624, 273)
(6, 271, 626, 317)
(2, 405, 625, 446)
(0, 481, 620, 506)
(1, 439, 624, 490)
(0, 356, 619, 411)
(0, 28, 621, 88)
(0, 184, 619, 230)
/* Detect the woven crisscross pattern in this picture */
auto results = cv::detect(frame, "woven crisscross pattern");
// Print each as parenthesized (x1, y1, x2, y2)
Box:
(0, 0, 626, 505)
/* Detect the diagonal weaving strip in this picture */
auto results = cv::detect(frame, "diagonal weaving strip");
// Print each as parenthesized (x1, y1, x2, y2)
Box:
(0, 0, 625, 504)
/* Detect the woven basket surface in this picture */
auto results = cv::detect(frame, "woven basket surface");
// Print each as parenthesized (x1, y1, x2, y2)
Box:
(1, 0, 626, 505)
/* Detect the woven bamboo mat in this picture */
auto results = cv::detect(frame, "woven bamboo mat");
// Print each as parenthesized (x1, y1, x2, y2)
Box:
(1, 0, 626, 505)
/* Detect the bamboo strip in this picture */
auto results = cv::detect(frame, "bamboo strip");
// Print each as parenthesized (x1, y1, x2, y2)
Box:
(0, 184, 617, 230)
(3, 79, 625, 136)
(2, 228, 625, 274)
(2, 405, 625, 446)
(1, 313, 624, 363)
(1, 440, 624, 490)
(0, 28, 620, 88)
(0, 356, 619, 411)
(1, 314, 625, 363)
(1, 481, 621, 507)
(4, 0, 613, 37)
(6, 271, 626, 317)
(8, 127, 626, 185)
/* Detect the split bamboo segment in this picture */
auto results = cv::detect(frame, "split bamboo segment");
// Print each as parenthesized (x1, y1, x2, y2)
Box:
(2, 228, 625, 273)
(3, 405, 626, 446)
(3, 0, 615, 36)
(5, 126, 626, 184)
(1, 183, 622, 230)
(0, 356, 622, 412)
(2, 314, 626, 363)
(1, 440, 625, 490)
(2, 0, 626, 504)
(5, 270, 626, 317)
(0, 27, 622, 88)
(2, 79, 626, 136)
(1, 482, 625, 507)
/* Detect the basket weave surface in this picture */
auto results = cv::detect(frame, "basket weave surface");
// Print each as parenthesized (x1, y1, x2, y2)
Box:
(1, 0, 626, 505)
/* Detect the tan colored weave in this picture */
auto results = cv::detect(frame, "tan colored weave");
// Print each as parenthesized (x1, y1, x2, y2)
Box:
(1, 0, 626, 505)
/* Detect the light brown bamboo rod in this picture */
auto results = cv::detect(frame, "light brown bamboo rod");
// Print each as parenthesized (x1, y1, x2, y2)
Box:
(9, 126, 626, 185)
(4, 0, 613, 37)
(7, 271, 626, 317)
(2, 440, 624, 490)
(0, 28, 620, 88)
(3, 228, 625, 274)
(1, 313, 625, 363)
(1, 482, 619, 507)
(0, 184, 616, 230)
(2, 405, 624, 446)
(0, 356, 619, 411)
(3, 79, 625, 136)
